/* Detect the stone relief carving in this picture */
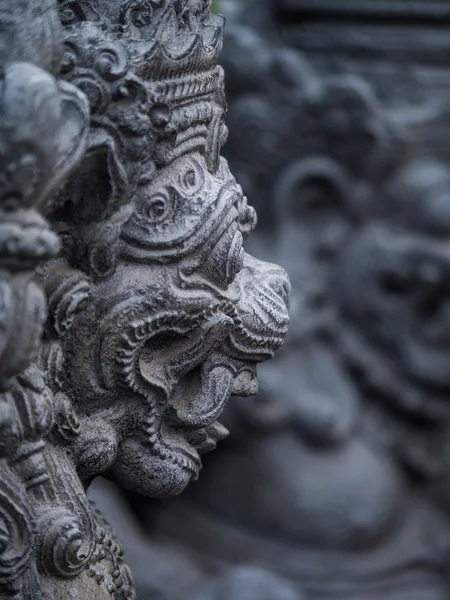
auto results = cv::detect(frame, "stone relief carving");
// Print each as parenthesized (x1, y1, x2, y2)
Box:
(0, 0, 290, 598)
(0, 3, 91, 598)
(120, 2, 450, 599)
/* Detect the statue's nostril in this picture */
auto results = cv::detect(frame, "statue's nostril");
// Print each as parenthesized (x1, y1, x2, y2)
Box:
(268, 269, 291, 306)
(281, 279, 291, 304)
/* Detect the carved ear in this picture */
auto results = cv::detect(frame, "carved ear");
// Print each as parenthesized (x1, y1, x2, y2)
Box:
(50, 125, 130, 277)
(54, 128, 129, 224)
(40, 81, 90, 207)
(272, 155, 366, 268)
(81, 130, 129, 218)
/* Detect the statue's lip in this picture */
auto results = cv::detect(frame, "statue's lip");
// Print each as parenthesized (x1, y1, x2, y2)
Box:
(177, 446, 202, 472)
(184, 421, 229, 455)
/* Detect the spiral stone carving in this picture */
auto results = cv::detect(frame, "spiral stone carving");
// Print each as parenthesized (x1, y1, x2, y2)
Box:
(0, 479, 34, 585)
(39, 511, 90, 578)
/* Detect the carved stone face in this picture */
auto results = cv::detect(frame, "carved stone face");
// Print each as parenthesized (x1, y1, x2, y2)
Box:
(35, 0, 291, 501)
(49, 150, 290, 498)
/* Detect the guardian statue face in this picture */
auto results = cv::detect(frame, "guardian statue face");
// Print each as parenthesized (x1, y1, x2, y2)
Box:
(38, 0, 290, 498)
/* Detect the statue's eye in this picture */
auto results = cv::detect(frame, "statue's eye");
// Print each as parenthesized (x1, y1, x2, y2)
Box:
(178, 158, 204, 195)
(184, 169, 196, 189)
(59, 1, 86, 26)
(61, 44, 78, 75)
(145, 193, 170, 223)
(149, 104, 171, 128)
(95, 47, 127, 80)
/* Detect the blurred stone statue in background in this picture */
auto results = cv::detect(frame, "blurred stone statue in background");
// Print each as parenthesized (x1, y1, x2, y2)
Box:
(95, 0, 450, 598)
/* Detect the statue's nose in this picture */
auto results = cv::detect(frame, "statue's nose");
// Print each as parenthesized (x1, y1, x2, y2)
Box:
(243, 252, 291, 319)
(231, 253, 291, 361)
(265, 262, 292, 311)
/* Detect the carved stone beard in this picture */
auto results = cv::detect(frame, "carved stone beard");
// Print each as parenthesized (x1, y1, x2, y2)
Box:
(50, 270, 227, 493)
(109, 310, 238, 498)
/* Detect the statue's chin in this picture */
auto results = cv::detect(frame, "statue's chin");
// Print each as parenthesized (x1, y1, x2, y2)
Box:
(106, 437, 200, 498)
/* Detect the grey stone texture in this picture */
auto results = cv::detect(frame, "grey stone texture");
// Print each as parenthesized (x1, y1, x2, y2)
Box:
(0, 1, 290, 598)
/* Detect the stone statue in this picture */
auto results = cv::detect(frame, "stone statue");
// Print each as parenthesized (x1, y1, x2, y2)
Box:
(0, 1, 290, 598)
(124, 2, 450, 599)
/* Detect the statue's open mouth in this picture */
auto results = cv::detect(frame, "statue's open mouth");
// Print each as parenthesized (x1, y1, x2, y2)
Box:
(165, 421, 229, 477)
(184, 421, 229, 455)
(165, 360, 257, 431)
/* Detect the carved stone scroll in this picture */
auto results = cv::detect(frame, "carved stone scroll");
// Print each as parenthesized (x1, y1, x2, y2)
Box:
(0, 0, 290, 598)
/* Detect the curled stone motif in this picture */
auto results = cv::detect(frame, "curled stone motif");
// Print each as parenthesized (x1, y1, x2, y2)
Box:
(39, 510, 90, 578)
(0, 478, 34, 584)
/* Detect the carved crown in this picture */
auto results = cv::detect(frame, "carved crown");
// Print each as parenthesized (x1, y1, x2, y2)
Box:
(58, 0, 226, 181)
(59, 0, 223, 76)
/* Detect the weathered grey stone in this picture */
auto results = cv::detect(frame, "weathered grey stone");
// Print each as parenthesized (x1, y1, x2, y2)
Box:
(0, 1, 290, 598)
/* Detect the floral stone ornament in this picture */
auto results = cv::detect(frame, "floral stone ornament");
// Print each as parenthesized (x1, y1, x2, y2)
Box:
(0, 0, 290, 599)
